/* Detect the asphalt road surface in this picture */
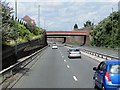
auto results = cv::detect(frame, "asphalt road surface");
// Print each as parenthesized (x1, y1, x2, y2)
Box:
(12, 44, 99, 88)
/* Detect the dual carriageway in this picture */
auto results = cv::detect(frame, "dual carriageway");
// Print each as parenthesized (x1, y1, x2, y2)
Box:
(5, 42, 118, 88)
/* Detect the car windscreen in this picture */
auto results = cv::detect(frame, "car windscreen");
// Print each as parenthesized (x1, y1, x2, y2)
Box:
(109, 64, 120, 74)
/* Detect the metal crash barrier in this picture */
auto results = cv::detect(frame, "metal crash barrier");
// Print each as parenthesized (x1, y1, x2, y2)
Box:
(0, 46, 48, 88)
(80, 48, 119, 60)
(65, 44, 119, 60)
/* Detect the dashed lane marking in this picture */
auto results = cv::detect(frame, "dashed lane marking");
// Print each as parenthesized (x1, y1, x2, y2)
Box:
(64, 60, 66, 62)
(73, 76, 78, 81)
(67, 65, 70, 68)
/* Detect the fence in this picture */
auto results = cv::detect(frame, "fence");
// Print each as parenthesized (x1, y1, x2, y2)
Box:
(0, 45, 48, 89)
(2, 37, 47, 69)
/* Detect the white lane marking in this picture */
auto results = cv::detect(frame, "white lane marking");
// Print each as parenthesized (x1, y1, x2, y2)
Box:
(73, 76, 78, 81)
(81, 51, 104, 62)
(58, 49, 65, 58)
(64, 60, 66, 62)
(67, 65, 70, 68)
(65, 46, 71, 49)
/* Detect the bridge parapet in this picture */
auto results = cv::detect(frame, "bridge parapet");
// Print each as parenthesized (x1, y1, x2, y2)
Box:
(47, 31, 90, 36)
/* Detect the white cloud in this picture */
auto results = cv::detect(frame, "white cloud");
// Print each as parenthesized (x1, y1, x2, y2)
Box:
(5, 0, 120, 2)
(4, 0, 119, 31)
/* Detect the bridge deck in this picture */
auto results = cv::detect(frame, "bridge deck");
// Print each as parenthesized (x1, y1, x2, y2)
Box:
(47, 31, 90, 36)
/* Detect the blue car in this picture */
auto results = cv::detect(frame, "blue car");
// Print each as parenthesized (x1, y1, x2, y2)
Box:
(93, 59, 120, 90)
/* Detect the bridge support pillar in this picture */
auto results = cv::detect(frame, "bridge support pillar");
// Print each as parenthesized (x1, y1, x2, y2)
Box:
(80, 35, 86, 46)
(63, 37, 66, 43)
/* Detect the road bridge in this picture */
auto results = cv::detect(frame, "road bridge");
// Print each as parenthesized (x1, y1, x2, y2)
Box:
(46, 31, 90, 46)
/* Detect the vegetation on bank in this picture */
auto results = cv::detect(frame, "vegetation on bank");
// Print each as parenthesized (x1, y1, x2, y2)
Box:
(1, 1, 45, 46)
(90, 10, 120, 48)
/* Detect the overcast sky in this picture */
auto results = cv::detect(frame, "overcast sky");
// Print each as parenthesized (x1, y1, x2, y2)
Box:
(4, 0, 119, 31)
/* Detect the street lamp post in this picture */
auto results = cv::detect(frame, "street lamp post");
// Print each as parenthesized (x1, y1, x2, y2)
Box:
(38, 5, 40, 28)
(34, 3, 41, 27)
(44, 18, 46, 30)
(15, 0, 18, 58)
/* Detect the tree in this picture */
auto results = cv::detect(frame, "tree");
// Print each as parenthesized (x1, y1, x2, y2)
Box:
(74, 24, 78, 29)
(84, 20, 94, 28)
(91, 11, 120, 48)
(1, 1, 15, 43)
(1, 1, 13, 26)
(1, 1, 46, 46)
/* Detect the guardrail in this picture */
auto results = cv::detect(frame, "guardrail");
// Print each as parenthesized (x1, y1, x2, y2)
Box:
(0, 45, 48, 86)
(80, 48, 120, 60)
(65, 44, 120, 60)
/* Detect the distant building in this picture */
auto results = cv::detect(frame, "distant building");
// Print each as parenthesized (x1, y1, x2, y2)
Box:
(23, 15, 36, 26)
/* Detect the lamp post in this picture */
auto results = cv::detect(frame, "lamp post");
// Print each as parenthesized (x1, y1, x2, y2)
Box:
(34, 3, 41, 27)
(44, 18, 46, 30)
(38, 5, 40, 28)
(15, 0, 18, 57)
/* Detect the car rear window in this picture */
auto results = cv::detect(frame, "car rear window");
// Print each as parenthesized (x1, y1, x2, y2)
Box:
(109, 64, 120, 74)
(75, 49, 80, 51)
(69, 49, 80, 52)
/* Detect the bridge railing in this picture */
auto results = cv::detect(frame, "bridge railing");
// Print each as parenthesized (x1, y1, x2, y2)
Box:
(0, 45, 48, 88)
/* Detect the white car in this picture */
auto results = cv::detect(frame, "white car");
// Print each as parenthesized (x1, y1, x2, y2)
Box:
(68, 48, 81, 58)
(52, 45, 58, 49)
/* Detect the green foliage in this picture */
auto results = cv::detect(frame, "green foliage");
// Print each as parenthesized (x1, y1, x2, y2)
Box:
(91, 11, 120, 48)
(17, 22, 33, 40)
(32, 26, 42, 35)
(1, 2, 13, 26)
(1, 1, 45, 46)
(1, 1, 17, 43)
(84, 20, 94, 28)
(74, 24, 78, 29)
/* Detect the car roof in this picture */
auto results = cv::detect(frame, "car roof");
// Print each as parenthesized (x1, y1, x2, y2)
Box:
(103, 59, 120, 65)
